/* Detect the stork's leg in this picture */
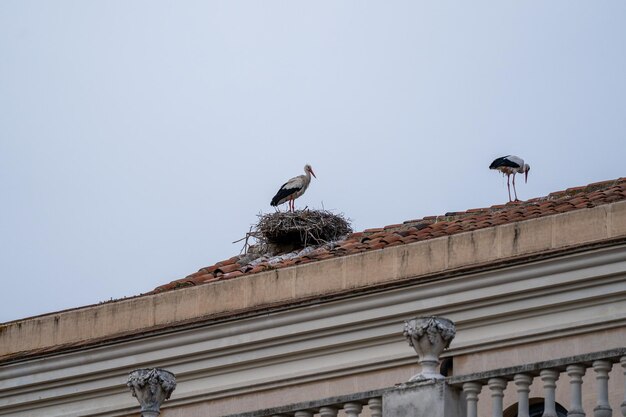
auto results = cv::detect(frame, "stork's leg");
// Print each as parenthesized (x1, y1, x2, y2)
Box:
(512, 174, 519, 201)
(506, 175, 512, 202)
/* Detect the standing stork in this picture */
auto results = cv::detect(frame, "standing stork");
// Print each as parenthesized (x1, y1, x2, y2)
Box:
(489, 155, 530, 202)
(271, 164, 317, 212)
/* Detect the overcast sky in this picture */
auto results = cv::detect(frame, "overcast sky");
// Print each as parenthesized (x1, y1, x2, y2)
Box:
(1, 1, 625, 323)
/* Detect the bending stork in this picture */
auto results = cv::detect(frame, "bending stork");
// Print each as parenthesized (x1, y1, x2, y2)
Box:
(271, 164, 317, 212)
(489, 155, 530, 202)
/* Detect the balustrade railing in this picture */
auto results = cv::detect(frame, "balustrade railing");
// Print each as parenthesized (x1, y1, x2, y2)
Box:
(448, 348, 626, 417)
(213, 350, 626, 417)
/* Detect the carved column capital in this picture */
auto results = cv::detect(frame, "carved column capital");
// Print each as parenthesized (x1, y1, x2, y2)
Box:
(403, 316, 456, 381)
(127, 368, 177, 417)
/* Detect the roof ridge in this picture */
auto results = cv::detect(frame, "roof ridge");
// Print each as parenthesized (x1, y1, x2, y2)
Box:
(372, 177, 626, 234)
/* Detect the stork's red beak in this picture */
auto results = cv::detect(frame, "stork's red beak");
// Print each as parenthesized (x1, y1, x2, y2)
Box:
(525, 171, 528, 183)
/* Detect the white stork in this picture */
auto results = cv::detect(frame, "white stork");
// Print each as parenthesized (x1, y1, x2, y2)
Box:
(271, 164, 317, 212)
(489, 155, 530, 202)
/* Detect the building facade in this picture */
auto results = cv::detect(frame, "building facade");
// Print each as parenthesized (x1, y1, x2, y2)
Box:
(1, 179, 625, 417)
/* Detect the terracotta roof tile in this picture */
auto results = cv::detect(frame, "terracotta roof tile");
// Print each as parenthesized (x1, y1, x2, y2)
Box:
(247, 265, 268, 274)
(214, 263, 241, 274)
(429, 222, 448, 230)
(188, 274, 213, 285)
(367, 242, 387, 250)
(368, 232, 388, 240)
(214, 257, 238, 268)
(150, 177, 626, 294)
(198, 265, 219, 274)
(466, 208, 489, 213)
(381, 235, 403, 245)
(338, 242, 361, 252)
(221, 271, 245, 280)
(384, 223, 404, 230)
(297, 257, 316, 264)
(313, 253, 335, 260)
(185, 271, 206, 280)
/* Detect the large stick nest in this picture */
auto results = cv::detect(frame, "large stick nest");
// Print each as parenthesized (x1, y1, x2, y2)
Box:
(256, 210, 352, 248)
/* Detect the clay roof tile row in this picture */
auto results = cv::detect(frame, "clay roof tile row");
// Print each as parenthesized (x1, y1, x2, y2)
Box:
(152, 177, 626, 294)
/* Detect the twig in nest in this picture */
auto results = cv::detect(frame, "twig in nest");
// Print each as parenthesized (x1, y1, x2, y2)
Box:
(233, 225, 261, 255)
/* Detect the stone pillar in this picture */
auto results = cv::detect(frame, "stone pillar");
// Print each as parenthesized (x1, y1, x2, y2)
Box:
(514, 374, 533, 417)
(368, 398, 383, 417)
(343, 402, 363, 417)
(620, 356, 626, 417)
(294, 411, 314, 417)
(384, 379, 465, 417)
(403, 316, 456, 381)
(540, 369, 560, 417)
(319, 406, 338, 417)
(127, 368, 177, 417)
(566, 364, 586, 417)
(463, 382, 482, 417)
(489, 378, 507, 417)
(592, 360, 612, 417)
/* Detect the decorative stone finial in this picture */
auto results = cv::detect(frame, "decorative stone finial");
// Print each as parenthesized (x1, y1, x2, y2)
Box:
(403, 316, 456, 381)
(127, 368, 177, 417)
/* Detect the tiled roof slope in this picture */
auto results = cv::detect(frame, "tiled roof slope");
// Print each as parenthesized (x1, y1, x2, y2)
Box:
(154, 177, 626, 294)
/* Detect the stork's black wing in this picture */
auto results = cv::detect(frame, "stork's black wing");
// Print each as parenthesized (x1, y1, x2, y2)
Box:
(489, 155, 521, 169)
(271, 182, 298, 206)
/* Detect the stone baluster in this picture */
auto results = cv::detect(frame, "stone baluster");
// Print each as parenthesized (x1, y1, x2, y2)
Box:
(463, 382, 482, 417)
(619, 356, 626, 417)
(344, 402, 363, 417)
(368, 398, 383, 417)
(567, 364, 586, 417)
(592, 360, 612, 417)
(540, 369, 560, 417)
(319, 406, 338, 417)
(514, 374, 533, 417)
(294, 411, 314, 417)
(489, 378, 507, 417)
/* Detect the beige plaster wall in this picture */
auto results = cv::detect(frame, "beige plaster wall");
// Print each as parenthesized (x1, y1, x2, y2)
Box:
(454, 327, 626, 375)
(155, 364, 420, 417)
